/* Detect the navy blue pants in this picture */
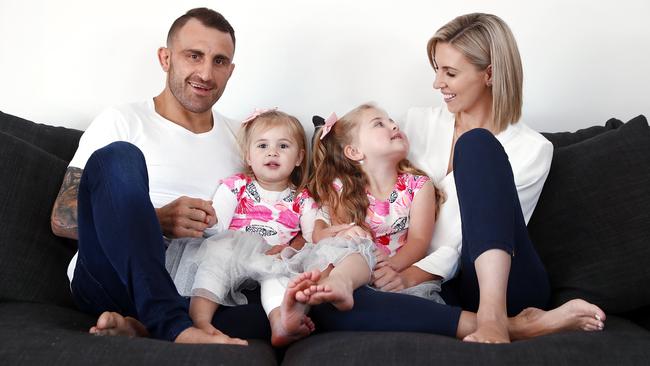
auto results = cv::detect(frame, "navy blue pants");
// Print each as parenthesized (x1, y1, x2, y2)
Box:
(311, 129, 550, 336)
(71, 142, 271, 341)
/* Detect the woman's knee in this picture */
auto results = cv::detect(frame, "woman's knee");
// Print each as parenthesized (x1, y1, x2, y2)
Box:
(453, 128, 507, 171)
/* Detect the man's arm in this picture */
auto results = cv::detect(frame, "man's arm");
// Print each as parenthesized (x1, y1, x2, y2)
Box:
(51, 167, 83, 239)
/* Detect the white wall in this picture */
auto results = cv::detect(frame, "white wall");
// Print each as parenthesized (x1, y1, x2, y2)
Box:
(1, 0, 648, 133)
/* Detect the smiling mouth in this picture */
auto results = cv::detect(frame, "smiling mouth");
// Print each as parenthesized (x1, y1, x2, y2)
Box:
(188, 81, 213, 92)
(443, 93, 457, 102)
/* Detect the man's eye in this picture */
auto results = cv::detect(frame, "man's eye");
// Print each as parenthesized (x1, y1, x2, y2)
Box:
(447, 73, 456, 77)
(214, 57, 229, 66)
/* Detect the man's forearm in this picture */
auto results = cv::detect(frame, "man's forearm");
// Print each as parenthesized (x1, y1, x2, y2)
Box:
(51, 167, 82, 239)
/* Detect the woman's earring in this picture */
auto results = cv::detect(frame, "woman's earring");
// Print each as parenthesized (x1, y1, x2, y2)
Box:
(359, 159, 365, 165)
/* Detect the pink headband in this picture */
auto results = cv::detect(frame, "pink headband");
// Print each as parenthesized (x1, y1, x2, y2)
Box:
(241, 107, 278, 125)
(319, 112, 338, 140)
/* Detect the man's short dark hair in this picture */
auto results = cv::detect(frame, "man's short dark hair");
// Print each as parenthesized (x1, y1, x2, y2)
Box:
(167, 8, 236, 47)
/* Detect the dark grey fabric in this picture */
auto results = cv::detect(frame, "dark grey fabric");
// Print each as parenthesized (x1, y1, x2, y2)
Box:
(0, 110, 82, 161)
(0, 302, 277, 366)
(283, 317, 650, 366)
(529, 115, 650, 314)
(542, 118, 623, 148)
(0, 131, 76, 307)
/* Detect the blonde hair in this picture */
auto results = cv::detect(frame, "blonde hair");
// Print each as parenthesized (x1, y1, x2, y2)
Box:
(427, 13, 523, 132)
(237, 110, 308, 191)
(309, 103, 442, 232)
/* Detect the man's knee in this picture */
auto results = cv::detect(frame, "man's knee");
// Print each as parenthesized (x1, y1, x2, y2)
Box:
(85, 142, 148, 184)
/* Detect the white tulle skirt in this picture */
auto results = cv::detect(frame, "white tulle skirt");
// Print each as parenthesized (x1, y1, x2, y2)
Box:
(171, 231, 376, 307)
(166, 231, 445, 307)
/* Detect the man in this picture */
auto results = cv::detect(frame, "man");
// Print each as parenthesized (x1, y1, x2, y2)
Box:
(51, 8, 311, 345)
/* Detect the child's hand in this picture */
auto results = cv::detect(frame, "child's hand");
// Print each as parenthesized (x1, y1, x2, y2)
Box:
(336, 224, 372, 241)
(265, 244, 288, 255)
(374, 248, 390, 269)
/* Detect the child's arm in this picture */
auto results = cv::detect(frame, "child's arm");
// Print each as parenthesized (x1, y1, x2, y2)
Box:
(204, 181, 238, 237)
(189, 296, 220, 333)
(385, 181, 437, 272)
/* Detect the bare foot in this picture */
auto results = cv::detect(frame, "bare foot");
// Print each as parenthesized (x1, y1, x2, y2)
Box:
(175, 326, 247, 345)
(464, 312, 510, 344)
(510, 299, 606, 340)
(305, 274, 354, 311)
(89, 311, 149, 337)
(270, 271, 319, 347)
(293, 270, 321, 303)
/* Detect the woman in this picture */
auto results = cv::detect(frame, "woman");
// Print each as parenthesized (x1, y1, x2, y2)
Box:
(312, 13, 605, 344)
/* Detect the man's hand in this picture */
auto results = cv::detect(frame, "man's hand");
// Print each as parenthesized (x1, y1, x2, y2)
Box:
(156, 196, 216, 238)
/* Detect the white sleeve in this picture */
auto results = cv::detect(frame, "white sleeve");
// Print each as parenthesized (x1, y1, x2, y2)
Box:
(68, 108, 131, 169)
(514, 140, 553, 223)
(204, 183, 238, 237)
(298, 196, 320, 243)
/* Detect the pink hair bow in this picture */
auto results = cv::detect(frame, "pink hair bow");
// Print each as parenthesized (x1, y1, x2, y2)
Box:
(319, 112, 338, 140)
(241, 107, 278, 125)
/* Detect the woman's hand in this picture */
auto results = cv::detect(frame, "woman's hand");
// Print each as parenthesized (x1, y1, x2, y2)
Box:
(371, 266, 407, 292)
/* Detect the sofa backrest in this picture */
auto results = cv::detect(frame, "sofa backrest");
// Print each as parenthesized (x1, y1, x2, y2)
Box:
(530, 115, 650, 317)
(0, 111, 82, 307)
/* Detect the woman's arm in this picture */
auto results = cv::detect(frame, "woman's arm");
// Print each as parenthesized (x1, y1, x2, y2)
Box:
(385, 181, 437, 271)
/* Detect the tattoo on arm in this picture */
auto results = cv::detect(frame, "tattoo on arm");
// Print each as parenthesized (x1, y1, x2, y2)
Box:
(51, 167, 83, 239)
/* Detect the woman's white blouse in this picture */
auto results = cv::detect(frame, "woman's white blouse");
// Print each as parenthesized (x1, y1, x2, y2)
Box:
(401, 107, 553, 282)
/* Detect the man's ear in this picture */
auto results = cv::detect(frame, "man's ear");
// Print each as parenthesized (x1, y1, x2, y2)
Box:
(158, 47, 171, 72)
(343, 144, 364, 162)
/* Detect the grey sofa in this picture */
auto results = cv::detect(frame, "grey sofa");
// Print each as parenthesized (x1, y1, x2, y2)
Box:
(1, 110, 649, 365)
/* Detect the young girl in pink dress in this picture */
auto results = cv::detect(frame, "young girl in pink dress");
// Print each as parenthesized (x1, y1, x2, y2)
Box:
(294, 103, 445, 309)
(177, 109, 376, 346)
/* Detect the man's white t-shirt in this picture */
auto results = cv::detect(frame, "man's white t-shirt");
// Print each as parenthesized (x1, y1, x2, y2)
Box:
(67, 99, 242, 282)
(401, 106, 553, 282)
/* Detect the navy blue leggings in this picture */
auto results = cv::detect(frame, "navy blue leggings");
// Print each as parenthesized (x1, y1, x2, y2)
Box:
(310, 128, 550, 336)
(71, 142, 271, 341)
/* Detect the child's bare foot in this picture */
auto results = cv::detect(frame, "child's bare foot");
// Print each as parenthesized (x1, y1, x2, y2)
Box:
(510, 299, 606, 340)
(305, 274, 354, 311)
(175, 326, 247, 345)
(293, 269, 321, 303)
(270, 272, 318, 347)
(464, 311, 510, 344)
(89, 311, 149, 337)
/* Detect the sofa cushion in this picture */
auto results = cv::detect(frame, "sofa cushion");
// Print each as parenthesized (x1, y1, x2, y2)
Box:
(0, 131, 76, 307)
(528, 115, 650, 314)
(0, 110, 82, 162)
(0, 302, 277, 365)
(542, 118, 623, 148)
(283, 320, 650, 366)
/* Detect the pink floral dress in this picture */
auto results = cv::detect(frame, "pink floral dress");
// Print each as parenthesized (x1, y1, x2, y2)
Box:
(332, 173, 431, 256)
(220, 173, 318, 245)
